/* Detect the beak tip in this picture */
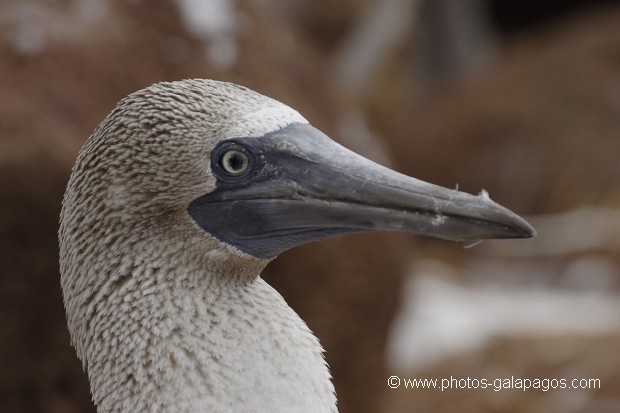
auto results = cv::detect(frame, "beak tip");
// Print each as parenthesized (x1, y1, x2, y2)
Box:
(520, 221, 537, 239)
(502, 212, 536, 239)
(475, 191, 536, 240)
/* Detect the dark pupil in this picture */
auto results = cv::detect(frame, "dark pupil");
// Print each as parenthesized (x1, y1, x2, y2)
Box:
(227, 153, 244, 171)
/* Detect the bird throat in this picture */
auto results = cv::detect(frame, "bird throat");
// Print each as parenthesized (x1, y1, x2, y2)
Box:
(80, 257, 337, 412)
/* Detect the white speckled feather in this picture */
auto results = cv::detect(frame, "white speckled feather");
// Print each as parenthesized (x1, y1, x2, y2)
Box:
(59, 80, 336, 413)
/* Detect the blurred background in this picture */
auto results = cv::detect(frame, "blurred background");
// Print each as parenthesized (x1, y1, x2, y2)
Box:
(1, 0, 619, 412)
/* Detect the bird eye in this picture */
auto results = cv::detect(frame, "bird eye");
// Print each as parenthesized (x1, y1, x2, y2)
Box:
(220, 150, 249, 175)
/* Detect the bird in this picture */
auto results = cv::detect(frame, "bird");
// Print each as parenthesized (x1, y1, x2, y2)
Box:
(59, 79, 535, 413)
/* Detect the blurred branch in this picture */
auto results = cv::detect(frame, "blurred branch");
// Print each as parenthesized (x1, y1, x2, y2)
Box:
(418, 0, 495, 85)
(330, 0, 418, 98)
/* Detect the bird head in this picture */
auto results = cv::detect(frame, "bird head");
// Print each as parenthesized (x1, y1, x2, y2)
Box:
(61, 79, 534, 274)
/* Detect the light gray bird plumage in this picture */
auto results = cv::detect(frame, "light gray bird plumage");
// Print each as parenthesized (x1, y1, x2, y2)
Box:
(59, 79, 534, 413)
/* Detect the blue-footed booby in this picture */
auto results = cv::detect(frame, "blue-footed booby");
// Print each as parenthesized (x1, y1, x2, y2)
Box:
(59, 79, 534, 413)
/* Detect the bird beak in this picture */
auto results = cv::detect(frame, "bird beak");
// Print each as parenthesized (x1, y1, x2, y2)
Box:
(188, 123, 535, 259)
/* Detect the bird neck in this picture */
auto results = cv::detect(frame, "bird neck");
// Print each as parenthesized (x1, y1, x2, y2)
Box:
(74, 241, 338, 413)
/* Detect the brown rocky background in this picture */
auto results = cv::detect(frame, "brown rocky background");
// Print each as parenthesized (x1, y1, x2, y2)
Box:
(1, 1, 619, 412)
